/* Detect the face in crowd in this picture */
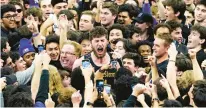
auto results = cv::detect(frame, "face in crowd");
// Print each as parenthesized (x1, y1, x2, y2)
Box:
(138, 45, 152, 63)
(40, 0, 53, 20)
(80, 39, 92, 56)
(100, 8, 116, 27)
(14, 4, 23, 22)
(109, 29, 123, 50)
(60, 44, 78, 70)
(91, 36, 108, 58)
(118, 11, 132, 25)
(46, 42, 60, 61)
(79, 14, 94, 32)
(1, 11, 17, 30)
(23, 52, 35, 67)
(53, 2, 68, 15)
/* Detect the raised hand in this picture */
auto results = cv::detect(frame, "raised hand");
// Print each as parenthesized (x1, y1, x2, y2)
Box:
(159, 74, 170, 89)
(71, 90, 82, 106)
(45, 93, 55, 108)
(0, 77, 7, 91)
(188, 49, 197, 60)
(132, 84, 147, 97)
(42, 52, 51, 66)
(168, 43, 178, 59)
(148, 55, 156, 67)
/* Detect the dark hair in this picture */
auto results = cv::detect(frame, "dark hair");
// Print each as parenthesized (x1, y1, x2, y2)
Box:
(193, 80, 206, 94)
(114, 38, 133, 52)
(122, 52, 141, 67)
(114, 75, 133, 104)
(164, 0, 186, 21)
(7, 92, 33, 107)
(25, 7, 43, 21)
(153, 23, 171, 35)
(10, 52, 21, 63)
(90, 1, 97, 10)
(45, 34, 60, 48)
(8, 1, 24, 14)
(1, 52, 10, 66)
(196, 0, 206, 7)
(193, 88, 206, 107)
(153, 78, 168, 101)
(126, 25, 142, 39)
(1, 4, 16, 18)
(108, 24, 129, 40)
(71, 67, 94, 95)
(102, 2, 118, 15)
(93, 98, 107, 107)
(78, 32, 90, 44)
(1, 66, 14, 77)
(67, 30, 82, 42)
(115, 67, 133, 80)
(166, 20, 182, 32)
(175, 54, 192, 72)
(163, 99, 182, 107)
(118, 4, 138, 19)
(57, 10, 74, 21)
(89, 26, 108, 41)
(136, 40, 153, 53)
(1, 37, 8, 52)
(191, 25, 206, 49)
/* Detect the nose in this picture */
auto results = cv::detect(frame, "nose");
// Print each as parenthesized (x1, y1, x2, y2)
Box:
(152, 46, 155, 50)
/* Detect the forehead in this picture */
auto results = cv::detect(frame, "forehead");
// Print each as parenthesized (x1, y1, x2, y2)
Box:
(166, 6, 173, 10)
(196, 4, 206, 10)
(40, 0, 51, 6)
(46, 42, 59, 48)
(119, 11, 129, 16)
(191, 30, 200, 35)
(110, 29, 122, 33)
(81, 39, 90, 44)
(154, 38, 165, 45)
(123, 58, 134, 63)
(81, 14, 92, 20)
(101, 8, 112, 13)
(54, 2, 67, 7)
(3, 11, 15, 16)
(173, 27, 182, 31)
(116, 41, 124, 46)
(62, 44, 75, 52)
(24, 52, 35, 57)
(92, 36, 107, 41)
(15, 5, 21, 9)
(139, 45, 151, 50)
(157, 27, 170, 34)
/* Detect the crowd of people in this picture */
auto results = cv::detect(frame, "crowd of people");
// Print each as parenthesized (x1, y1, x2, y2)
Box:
(1, 0, 206, 107)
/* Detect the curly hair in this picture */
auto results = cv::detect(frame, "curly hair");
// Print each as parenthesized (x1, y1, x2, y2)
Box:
(89, 26, 108, 41)
(108, 24, 130, 39)
(25, 7, 43, 21)
(58, 87, 76, 104)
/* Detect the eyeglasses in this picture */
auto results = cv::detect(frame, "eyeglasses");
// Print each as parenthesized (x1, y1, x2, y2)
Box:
(16, 9, 22, 13)
(2, 14, 17, 20)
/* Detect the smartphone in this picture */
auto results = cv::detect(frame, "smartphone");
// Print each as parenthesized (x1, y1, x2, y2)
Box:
(96, 80, 104, 93)
(111, 60, 117, 69)
(38, 45, 44, 53)
(104, 84, 111, 94)
(82, 59, 90, 69)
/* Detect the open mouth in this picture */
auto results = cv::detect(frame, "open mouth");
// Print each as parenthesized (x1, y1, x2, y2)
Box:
(97, 47, 103, 53)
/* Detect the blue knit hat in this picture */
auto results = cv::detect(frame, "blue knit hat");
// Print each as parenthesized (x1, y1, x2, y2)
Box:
(19, 38, 35, 57)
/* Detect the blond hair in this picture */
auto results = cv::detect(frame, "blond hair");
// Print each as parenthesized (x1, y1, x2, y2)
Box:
(49, 65, 64, 95)
(63, 40, 82, 58)
(177, 70, 195, 89)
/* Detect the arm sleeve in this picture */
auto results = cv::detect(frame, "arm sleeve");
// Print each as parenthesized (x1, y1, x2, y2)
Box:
(142, 3, 151, 14)
(15, 63, 35, 85)
(123, 95, 137, 107)
(35, 69, 49, 104)
(0, 92, 4, 107)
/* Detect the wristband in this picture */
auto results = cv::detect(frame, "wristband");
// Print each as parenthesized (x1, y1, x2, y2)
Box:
(169, 60, 176, 62)
(32, 33, 39, 37)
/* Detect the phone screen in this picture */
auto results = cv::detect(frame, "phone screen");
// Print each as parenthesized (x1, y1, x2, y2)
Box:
(82, 59, 90, 69)
(111, 60, 117, 69)
(38, 45, 44, 53)
(104, 84, 111, 94)
(96, 80, 104, 93)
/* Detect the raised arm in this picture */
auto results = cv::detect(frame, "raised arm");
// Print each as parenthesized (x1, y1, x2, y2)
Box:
(166, 43, 180, 98)
(58, 14, 69, 49)
(189, 49, 204, 81)
(148, 56, 159, 81)
(157, 0, 166, 21)
(31, 54, 43, 102)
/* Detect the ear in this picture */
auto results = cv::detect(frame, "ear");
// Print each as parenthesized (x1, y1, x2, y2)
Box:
(112, 15, 117, 20)
(175, 11, 180, 17)
(200, 39, 205, 45)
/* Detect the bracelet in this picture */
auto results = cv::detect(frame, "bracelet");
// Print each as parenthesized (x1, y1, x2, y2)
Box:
(169, 60, 175, 62)
(32, 33, 39, 37)
(152, 98, 160, 103)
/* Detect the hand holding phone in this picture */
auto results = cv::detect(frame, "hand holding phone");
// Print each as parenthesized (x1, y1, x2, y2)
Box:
(38, 45, 44, 53)
(96, 80, 104, 95)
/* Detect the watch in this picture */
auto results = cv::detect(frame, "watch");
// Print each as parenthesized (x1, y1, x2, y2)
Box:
(86, 102, 94, 106)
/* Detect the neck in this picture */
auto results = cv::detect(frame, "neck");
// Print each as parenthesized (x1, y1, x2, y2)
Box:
(103, 21, 114, 29)
(157, 53, 168, 64)
(192, 46, 202, 52)
(91, 52, 110, 65)
(140, 30, 149, 40)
